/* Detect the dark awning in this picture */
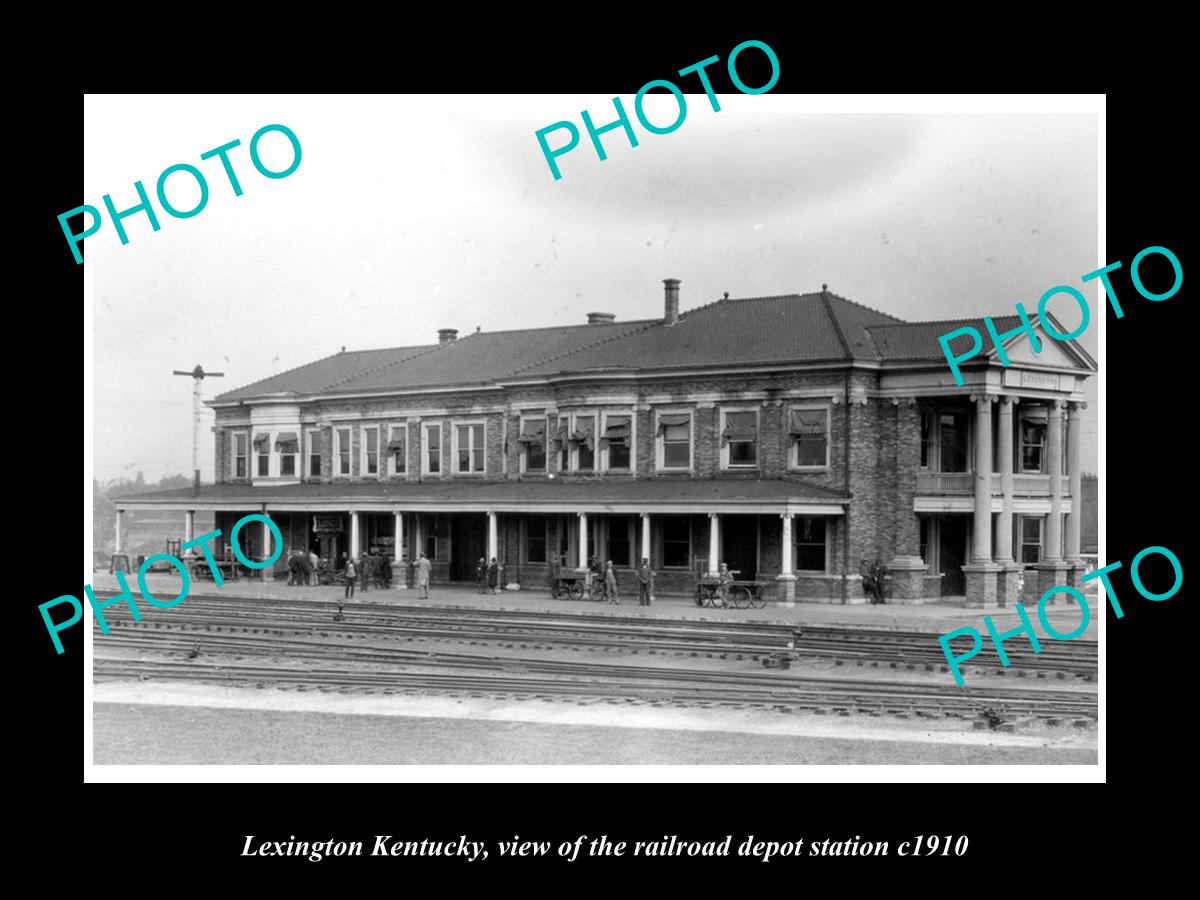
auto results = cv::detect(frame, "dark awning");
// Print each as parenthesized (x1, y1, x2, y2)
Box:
(386, 437, 406, 452)
(601, 420, 631, 443)
(789, 410, 827, 436)
(657, 413, 690, 431)
(722, 413, 756, 444)
(518, 422, 546, 445)
(252, 432, 270, 449)
(274, 432, 299, 452)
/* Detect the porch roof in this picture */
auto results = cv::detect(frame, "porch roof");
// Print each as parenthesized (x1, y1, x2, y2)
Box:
(114, 478, 848, 516)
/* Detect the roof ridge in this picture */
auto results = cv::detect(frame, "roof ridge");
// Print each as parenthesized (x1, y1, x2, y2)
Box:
(868, 314, 1020, 329)
(824, 291, 908, 324)
(214, 348, 350, 400)
(506, 319, 663, 377)
(819, 289, 853, 360)
(319, 342, 446, 393)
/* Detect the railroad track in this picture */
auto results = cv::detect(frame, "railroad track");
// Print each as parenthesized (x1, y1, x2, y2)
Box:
(89, 591, 1097, 677)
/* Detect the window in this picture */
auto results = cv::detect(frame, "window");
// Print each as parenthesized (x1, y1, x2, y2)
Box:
(790, 407, 829, 468)
(362, 426, 379, 476)
(519, 418, 546, 472)
(569, 414, 596, 471)
(306, 430, 321, 477)
(456, 422, 485, 473)
(920, 413, 934, 468)
(388, 424, 407, 475)
(722, 409, 758, 468)
(919, 518, 929, 565)
(335, 428, 351, 476)
(607, 517, 632, 567)
(232, 433, 247, 478)
(1020, 419, 1046, 473)
(525, 515, 548, 563)
(424, 423, 441, 474)
(658, 412, 692, 470)
(253, 433, 270, 477)
(939, 412, 969, 473)
(601, 414, 631, 470)
(661, 516, 690, 568)
(1020, 516, 1043, 564)
(794, 517, 827, 571)
(275, 432, 298, 477)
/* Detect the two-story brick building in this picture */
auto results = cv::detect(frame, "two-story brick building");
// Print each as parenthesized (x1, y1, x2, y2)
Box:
(114, 279, 1096, 607)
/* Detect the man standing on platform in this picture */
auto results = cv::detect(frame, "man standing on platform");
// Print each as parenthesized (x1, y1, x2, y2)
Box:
(416, 552, 431, 599)
(486, 557, 500, 595)
(344, 556, 357, 600)
(476, 557, 488, 594)
(637, 558, 655, 606)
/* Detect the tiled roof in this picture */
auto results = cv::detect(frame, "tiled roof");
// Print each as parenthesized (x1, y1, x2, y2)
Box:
(866, 317, 1021, 360)
(215, 344, 437, 402)
(212, 291, 1075, 402)
(114, 478, 847, 506)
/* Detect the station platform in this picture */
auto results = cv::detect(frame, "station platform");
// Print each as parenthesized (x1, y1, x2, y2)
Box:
(90, 571, 1101, 638)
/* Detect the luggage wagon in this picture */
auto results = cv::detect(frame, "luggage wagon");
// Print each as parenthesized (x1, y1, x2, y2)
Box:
(694, 568, 767, 609)
(551, 561, 605, 601)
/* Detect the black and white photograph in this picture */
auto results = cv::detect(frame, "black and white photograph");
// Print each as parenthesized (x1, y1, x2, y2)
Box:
(82, 92, 1104, 776)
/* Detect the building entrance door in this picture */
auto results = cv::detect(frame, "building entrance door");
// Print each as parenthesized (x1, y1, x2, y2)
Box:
(450, 514, 486, 582)
(938, 516, 967, 595)
(721, 516, 758, 581)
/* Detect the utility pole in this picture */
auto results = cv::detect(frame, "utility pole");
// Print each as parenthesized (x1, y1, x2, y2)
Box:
(173, 365, 224, 495)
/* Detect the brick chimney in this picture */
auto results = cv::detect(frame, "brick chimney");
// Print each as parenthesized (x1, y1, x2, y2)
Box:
(586, 312, 616, 325)
(663, 278, 680, 325)
(437, 328, 458, 345)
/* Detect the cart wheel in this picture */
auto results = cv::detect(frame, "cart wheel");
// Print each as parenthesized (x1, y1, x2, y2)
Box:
(751, 589, 767, 609)
(568, 581, 584, 601)
(711, 589, 725, 609)
(731, 586, 751, 609)
(695, 588, 705, 607)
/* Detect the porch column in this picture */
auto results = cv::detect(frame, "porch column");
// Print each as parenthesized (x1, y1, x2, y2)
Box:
(350, 511, 360, 558)
(1044, 401, 1064, 561)
(393, 512, 405, 565)
(963, 394, 999, 608)
(261, 511, 273, 580)
(995, 396, 1022, 606)
(1037, 400, 1071, 601)
(707, 513, 720, 577)
(577, 512, 588, 569)
(487, 511, 499, 560)
(114, 509, 123, 553)
(1065, 402, 1084, 562)
(776, 513, 796, 607)
(640, 512, 651, 564)
(780, 514, 794, 576)
(970, 394, 994, 563)
(185, 510, 195, 545)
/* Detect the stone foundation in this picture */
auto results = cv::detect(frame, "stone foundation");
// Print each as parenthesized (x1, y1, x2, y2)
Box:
(1036, 560, 1072, 604)
(996, 561, 1024, 607)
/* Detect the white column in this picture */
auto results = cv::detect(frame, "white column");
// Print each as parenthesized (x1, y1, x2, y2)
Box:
(185, 510, 195, 546)
(1045, 401, 1064, 561)
(577, 513, 589, 568)
(640, 512, 651, 564)
(707, 513, 720, 577)
(487, 511, 498, 560)
(1065, 402, 1084, 560)
(261, 511, 273, 578)
(971, 394, 994, 562)
(393, 512, 404, 565)
(780, 513, 794, 576)
(350, 511, 360, 558)
(995, 397, 1016, 563)
(115, 509, 123, 554)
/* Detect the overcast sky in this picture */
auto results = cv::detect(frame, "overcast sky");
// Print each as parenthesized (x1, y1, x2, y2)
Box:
(85, 95, 1100, 482)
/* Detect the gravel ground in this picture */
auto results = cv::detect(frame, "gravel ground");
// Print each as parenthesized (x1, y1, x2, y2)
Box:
(93, 701, 1097, 765)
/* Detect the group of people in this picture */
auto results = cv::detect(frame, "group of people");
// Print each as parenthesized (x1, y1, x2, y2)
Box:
(586, 557, 656, 606)
(475, 558, 502, 594)
(285, 548, 321, 586)
(339, 547, 394, 597)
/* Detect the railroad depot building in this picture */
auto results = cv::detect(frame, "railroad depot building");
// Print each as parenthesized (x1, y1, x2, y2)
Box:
(116, 280, 1095, 607)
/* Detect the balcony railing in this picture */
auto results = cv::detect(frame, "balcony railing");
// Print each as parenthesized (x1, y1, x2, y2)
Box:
(917, 472, 1072, 496)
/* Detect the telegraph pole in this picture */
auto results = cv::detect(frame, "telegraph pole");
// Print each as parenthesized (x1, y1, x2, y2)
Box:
(173, 365, 224, 495)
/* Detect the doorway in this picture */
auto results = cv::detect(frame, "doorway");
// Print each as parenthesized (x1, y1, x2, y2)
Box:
(450, 513, 486, 582)
(721, 516, 759, 581)
(938, 516, 967, 595)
